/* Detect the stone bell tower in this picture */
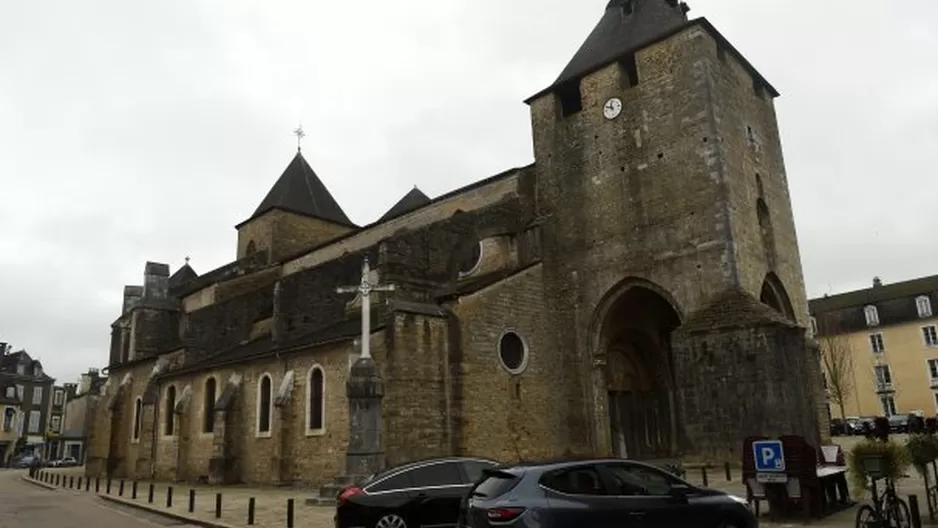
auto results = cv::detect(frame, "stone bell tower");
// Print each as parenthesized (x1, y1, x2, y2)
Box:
(525, 0, 822, 458)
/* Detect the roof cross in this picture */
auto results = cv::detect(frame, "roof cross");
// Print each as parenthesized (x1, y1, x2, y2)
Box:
(293, 125, 306, 152)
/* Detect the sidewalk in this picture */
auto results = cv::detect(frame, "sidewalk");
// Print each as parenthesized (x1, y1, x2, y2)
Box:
(35, 464, 914, 528)
(33, 466, 333, 528)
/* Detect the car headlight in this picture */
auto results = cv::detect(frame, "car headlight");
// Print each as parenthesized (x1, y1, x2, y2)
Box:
(728, 495, 748, 505)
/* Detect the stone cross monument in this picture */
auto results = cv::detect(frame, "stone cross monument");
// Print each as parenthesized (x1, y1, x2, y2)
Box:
(336, 256, 395, 477)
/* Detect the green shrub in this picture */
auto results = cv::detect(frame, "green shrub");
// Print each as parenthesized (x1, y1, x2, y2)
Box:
(905, 434, 938, 476)
(847, 438, 910, 495)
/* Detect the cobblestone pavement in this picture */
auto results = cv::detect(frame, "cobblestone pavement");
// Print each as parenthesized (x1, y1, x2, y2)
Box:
(0, 468, 200, 527)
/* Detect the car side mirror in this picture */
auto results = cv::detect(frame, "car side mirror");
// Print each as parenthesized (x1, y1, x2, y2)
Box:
(668, 484, 692, 503)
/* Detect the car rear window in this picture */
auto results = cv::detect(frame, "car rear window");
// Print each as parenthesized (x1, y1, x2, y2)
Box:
(471, 470, 521, 499)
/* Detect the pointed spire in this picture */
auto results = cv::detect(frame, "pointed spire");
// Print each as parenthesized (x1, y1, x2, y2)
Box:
(244, 151, 355, 227)
(378, 186, 431, 222)
(554, 0, 689, 85)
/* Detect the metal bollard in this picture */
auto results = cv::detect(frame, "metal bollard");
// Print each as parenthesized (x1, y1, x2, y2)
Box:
(119, 480, 125, 496)
(248, 497, 255, 525)
(77, 477, 82, 489)
(132, 481, 138, 499)
(287, 498, 294, 528)
(724, 462, 732, 481)
(701, 466, 709, 487)
(215, 493, 222, 518)
(910, 495, 923, 528)
(166, 486, 173, 508)
(148, 483, 154, 503)
(188, 489, 195, 513)
(86, 477, 90, 491)
(70, 476, 75, 488)
(107, 478, 112, 494)
(95, 477, 100, 493)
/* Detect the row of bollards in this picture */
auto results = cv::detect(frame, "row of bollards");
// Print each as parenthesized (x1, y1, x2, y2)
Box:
(33, 470, 296, 527)
(697, 461, 735, 487)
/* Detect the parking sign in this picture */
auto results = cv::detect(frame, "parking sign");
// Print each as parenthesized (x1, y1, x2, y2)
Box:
(752, 440, 785, 472)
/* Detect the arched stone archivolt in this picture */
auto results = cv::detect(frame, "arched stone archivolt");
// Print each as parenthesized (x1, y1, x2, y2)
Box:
(759, 272, 795, 321)
(588, 277, 683, 460)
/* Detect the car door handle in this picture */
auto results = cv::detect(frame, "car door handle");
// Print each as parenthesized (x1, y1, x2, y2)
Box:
(628, 511, 647, 518)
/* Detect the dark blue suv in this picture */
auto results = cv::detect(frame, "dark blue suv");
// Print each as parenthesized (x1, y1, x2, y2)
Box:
(460, 458, 757, 528)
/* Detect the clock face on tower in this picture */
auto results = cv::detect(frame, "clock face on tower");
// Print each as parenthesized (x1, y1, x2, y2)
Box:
(603, 98, 623, 120)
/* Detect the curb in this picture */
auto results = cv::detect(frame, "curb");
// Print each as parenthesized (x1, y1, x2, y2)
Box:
(96, 493, 236, 528)
(21, 475, 59, 491)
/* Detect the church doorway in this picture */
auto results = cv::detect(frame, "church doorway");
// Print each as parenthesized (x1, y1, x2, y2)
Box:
(599, 284, 681, 460)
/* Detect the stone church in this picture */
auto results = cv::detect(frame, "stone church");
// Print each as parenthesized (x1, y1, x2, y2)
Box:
(87, 0, 825, 487)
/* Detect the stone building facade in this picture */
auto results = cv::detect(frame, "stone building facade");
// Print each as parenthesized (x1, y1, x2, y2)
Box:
(87, 0, 824, 487)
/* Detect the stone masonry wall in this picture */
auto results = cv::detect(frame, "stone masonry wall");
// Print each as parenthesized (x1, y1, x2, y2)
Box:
(381, 311, 451, 466)
(452, 265, 570, 461)
(673, 325, 822, 458)
(529, 25, 743, 454)
(156, 339, 354, 487)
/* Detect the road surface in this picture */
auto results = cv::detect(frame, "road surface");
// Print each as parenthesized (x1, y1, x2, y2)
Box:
(0, 469, 197, 528)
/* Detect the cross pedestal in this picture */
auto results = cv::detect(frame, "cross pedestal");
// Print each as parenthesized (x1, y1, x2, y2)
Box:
(336, 257, 395, 478)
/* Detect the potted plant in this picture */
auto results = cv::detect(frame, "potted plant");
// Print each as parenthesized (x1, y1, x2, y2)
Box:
(905, 434, 938, 476)
(847, 438, 910, 495)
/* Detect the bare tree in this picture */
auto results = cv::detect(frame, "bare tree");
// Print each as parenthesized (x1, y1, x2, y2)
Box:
(818, 330, 856, 420)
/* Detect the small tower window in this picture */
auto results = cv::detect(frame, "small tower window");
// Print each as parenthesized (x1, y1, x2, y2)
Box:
(864, 305, 880, 327)
(917, 296, 933, 319)
(556, 80, 583, 117)
(619, 54, 639, 88)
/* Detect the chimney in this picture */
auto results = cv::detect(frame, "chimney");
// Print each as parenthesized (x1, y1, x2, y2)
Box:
(122, 285, 144, 314)
(873, 276, 883, 288)
(143, 262, 171, 299)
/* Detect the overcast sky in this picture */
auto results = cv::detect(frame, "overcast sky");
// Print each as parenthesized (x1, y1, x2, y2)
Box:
(2, 0, 936, 383)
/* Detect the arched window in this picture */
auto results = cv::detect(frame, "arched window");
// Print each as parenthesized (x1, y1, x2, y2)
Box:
(864, 305, 880, 327)
(164, 385, 176, 436)
(132, 397, 142, 441)
(246, 241, 257, 255)
(3, 408, 15, 431)
(257, 374, 272, 435)
(203, 377, 217, 434)
(307, 366, 325, 434)
(917, 296, 933, 319)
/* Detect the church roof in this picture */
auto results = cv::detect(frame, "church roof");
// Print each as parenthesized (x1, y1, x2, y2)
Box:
(525, 2, 779, 103)
(679, 287, 799, 334)
(168, 263, 198, 290)
(555, 0, 689, 86)
(240, 151, 355, 228)
(378, 186, 431, 222)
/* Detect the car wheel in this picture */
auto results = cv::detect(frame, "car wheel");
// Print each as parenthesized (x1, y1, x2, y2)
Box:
(375, 513, 407, 528)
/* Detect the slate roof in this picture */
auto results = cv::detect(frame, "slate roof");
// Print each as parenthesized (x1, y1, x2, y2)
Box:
(555, 0, 689, 86)
(809, 275, 938, 314)
(239, 151, 355, 228)
(168, 263, 198, 291)
(680, 287, 798, 334)
(378, 186, 431, 222)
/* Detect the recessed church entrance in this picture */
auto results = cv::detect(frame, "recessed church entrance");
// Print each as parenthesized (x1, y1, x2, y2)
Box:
(600, 285, 681, 460)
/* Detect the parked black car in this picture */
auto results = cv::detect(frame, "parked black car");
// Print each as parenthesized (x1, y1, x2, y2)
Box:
(335, 457, 499, 528)
(459, 458, 757, 528)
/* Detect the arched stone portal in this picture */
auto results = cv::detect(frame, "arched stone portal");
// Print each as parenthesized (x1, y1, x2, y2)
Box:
(759, 272, 795, 321)
(599, 284, 681, 460)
